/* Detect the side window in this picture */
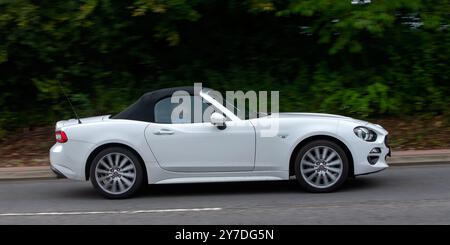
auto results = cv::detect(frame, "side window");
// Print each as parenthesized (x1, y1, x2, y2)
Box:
(154, 97, 183, 124)
(154, 96, 223, 124)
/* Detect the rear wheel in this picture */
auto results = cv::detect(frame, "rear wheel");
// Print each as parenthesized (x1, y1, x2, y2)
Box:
(90, 147, 144, 199)
(294, 140, 349, 192)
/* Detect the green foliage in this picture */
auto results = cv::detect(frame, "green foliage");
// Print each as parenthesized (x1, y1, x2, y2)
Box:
(0, 0, 449, 134)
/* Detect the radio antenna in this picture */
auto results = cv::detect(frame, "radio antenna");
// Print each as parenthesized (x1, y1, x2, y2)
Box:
(57, 80, 82, 124)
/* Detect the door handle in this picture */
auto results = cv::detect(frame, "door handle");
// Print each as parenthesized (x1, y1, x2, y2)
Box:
(154, 129, 174, 135)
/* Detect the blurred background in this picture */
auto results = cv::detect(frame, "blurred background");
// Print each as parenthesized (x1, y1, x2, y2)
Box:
(0, 0, 449, 167)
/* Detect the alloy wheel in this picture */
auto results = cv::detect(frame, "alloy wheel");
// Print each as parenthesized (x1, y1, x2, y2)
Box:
(300, 146, 343, 189)
(95, 152, 137, 195)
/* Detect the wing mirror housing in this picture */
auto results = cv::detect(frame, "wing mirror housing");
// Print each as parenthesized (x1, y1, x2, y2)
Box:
(210, 112, 226, 130)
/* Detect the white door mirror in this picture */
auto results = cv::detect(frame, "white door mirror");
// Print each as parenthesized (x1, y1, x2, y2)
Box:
(210, 112, 226, 127)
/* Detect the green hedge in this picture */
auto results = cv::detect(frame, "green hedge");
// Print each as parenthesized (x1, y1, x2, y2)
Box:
(0, 0, 449, 135)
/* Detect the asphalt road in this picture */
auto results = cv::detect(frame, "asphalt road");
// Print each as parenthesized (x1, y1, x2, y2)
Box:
(1, 164, 450, 224)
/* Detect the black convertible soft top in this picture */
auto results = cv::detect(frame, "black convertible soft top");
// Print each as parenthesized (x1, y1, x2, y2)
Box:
(111, 86, 200, 123)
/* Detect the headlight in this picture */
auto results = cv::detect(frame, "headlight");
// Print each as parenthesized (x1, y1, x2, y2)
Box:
(353, 126, 377, 142)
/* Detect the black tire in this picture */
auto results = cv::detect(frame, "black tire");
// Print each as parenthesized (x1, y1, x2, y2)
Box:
(90, 147, 144, 199)
(294, 140, 349, 193)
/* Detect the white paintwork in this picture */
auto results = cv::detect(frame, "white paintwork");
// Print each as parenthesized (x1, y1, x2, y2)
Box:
(145, 120, 255, 172)
(50, 90, 390, 186)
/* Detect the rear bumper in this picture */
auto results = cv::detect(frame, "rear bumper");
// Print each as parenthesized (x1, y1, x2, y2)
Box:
(50, 166, 67, 179)
(49, 141, 94, 181)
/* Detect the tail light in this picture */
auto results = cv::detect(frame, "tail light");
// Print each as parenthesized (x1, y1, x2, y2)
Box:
(55, 130, 68, 143)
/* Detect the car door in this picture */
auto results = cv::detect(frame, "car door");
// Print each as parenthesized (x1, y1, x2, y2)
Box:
(144, 96, 256, 172)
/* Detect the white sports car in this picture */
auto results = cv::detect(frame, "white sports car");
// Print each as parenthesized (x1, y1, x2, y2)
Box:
(50, 86, 390, 198)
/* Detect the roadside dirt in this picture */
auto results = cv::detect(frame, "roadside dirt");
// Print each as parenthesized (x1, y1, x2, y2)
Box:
(0, 126, 53, 167)
(372, 116, 450, 150)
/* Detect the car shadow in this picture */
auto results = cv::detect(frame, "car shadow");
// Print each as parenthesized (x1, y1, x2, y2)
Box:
(57, 175, 386, 200)
(138, 176, 385, 197)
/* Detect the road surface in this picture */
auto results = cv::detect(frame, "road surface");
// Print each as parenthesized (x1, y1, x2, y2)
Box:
(0, 164, 450, 224)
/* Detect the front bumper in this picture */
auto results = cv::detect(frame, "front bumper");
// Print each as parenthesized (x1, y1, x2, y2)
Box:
(352, 135, 390, 176)
(385, 135, 392, 157)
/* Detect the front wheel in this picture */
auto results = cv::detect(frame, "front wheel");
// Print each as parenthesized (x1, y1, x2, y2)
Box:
(294, 140, 349, 193)
(90, 147, 144, 199)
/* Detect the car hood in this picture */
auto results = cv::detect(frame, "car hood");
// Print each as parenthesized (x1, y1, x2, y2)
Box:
(274, 112, 365, 123)
(271, 112, 372, 126)
(269, 113, 386, 131)
(276, 112, 351, 119)
(56, 115, 108, 130)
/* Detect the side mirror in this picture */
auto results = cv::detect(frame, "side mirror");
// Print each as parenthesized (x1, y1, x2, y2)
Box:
(210, 112, 226, 129)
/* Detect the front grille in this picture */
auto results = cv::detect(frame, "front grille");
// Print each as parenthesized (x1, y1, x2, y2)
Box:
(384, 135, 391, 157)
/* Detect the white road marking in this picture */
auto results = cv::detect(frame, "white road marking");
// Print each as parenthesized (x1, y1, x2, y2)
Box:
(0, 207, 222, 217)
